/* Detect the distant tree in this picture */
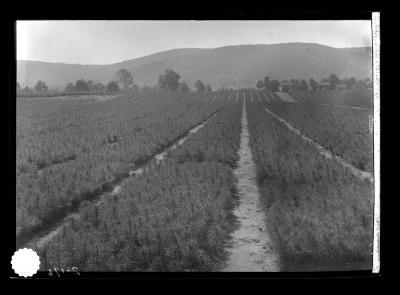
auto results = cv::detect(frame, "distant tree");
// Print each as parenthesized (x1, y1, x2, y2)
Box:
(34, 80, 48, 92)
(128, 84, 139, 93)
(65, 82, 75, 92)
(93, 83, 105, 92)
(263, 76, 270, 90)
(256, 80, 264, 89)
(328, 74, 341, 88)
(106, 81, 120, 93)
(23, 86, 32, 93)
(158, 69, 181, 92)
(269, 80, 280, 92)
(341, 79, 351, 90)
(353, 80, 368, 89)
(75, 79, 90, 92)
(179, 81, 190, 92)
(86, 80, 95, 91)
(195, 80, 206, 92)
(299, 80, 308, 91)
(309, 78, 318, 91)
(349, 77, 357, 89)
(206, 85, 212, 92)
(17, 82, 21, 91)
(115, 69, 134, 92)
(142, 85, 153, 92)
(290, 79, 300, 91)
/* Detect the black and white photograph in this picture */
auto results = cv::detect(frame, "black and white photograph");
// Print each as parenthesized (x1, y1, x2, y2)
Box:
(13, 15, 380, 276)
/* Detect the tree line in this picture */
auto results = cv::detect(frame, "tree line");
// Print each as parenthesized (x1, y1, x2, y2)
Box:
(256, 74, 373, 92)
(156, 69, 211, 92)
(17, 68, 213, 94)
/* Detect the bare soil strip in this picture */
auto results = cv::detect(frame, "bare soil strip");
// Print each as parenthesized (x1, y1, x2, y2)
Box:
(20, 111, 219, 251)
(318, 103, 372, 111)
(275, 92, 297, 103)
(223, 99, 280, 272)
(264, 107, 374, 183)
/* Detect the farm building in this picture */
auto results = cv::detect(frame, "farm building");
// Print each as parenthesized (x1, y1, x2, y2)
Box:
(335, 84, 348, 90)
(318, 81, 331, 91)
(280, 81, 293, 92)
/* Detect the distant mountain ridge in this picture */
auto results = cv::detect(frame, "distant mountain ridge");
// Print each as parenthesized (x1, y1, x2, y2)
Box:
(17, 43, 372, 90)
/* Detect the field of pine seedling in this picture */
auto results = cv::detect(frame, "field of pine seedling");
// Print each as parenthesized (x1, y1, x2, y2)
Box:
(16, 92, 221, 246)
(16, 88, 375, 272)
(289, 88, 373, 108)
(265, 102, 373, 173)
(246, 99, 373, 270)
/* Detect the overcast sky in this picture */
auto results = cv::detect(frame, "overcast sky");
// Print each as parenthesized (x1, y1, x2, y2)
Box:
(17, 20, 372, 65)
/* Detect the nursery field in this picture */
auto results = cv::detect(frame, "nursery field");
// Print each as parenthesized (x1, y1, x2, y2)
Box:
(16, 89, 375, 272)
(265, 102, 373, 173)
(289, 89, 373, 108)
(246, 97, 373, 271)
(16, 91, 222, 247)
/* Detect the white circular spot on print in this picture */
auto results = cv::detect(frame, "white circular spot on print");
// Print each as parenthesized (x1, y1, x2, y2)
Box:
(11, 248, 40, 277)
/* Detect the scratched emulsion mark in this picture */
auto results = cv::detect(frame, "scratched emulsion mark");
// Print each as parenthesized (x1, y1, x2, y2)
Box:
(223, 99, 280, 272)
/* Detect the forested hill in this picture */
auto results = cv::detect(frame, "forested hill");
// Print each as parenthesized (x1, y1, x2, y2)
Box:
(17, 43, 372, 90)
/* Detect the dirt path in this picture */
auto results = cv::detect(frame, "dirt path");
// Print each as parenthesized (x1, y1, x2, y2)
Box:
(223, 99, 279, 272)
(264, 107, 374, 184)
(319, 103, 372, 111)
